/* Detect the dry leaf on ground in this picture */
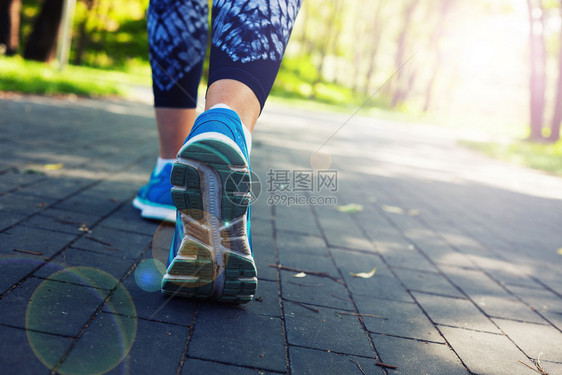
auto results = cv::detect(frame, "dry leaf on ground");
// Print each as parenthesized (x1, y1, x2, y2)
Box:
(336, 204, 363, 213)
(350, 267, 377, 278)
(382, 205, 404, 214)
(44, 163, 64, 171)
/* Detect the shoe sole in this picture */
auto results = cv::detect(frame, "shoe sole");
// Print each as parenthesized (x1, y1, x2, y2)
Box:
(161, 136, 257, 303)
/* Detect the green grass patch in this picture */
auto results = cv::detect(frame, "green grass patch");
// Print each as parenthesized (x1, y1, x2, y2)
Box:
(0, 56, 150, 97)
(459, 139, 562, 176)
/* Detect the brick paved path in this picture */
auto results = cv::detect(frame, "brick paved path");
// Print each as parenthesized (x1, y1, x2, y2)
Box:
(0, 95, 561, 374)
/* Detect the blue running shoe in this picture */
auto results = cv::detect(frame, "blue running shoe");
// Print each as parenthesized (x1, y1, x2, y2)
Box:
(161, 108, 257, 303)
(133, 163, 176, 222)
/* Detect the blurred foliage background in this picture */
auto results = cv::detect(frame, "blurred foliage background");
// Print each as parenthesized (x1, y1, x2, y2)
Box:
(1, 0, 562, 171)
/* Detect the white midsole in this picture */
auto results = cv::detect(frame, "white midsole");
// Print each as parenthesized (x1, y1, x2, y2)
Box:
(132, 197, 176, 223)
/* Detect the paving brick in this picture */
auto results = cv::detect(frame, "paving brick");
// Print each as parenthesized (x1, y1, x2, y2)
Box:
(23, 208, 98, 235)
(0, 225, 77, 259)
(0, 324, 72, 375)
(182, 358, 278, 375)
(441, 266, 544, 323)
(331, 249, 413, 302)
(370, 333, 468, 375)
(280, 270, 353, 310)
(0, 277, 109, 336)
(0, 170, 46, 193)
(506, 284, 562, 331)
(97, 203, 160, 236)
(17, 176, 90, 200)
(506, 284, 562, 314)
(188, 305, 286, 372)
(0, 191, 56, 215)
(413, 292, 500, 333)
(53, 191, 121, 217)
(250, 218, 274, 239)
(489, 268, 543, 290)
(276, 231, 328, 257)
(61, 312, 187, 375)
(0, 212, 27, 232)
(314, 205, 374, 251)
(439, 325, 538, 375)
(252, 234, 278, 281)
(355, 298, 444, 343)
(394, 268, 463, 298)
(278, 250, 339, 280)
(34, 248, 133, 290)
(249, 198, 273, 224)
(284, 302, 374, 357)
(72, 226, 152, 259)
(244, 279, 281, 317)
(380, 245, 438, 273)
(0, 254, 45, 294)
(493, 318, 562, 362)
(289, 346, 384, 375)
(274, 204, 322, 236)
(146, 222, 174, 266)
(355, 206, 406, 245)
(103, 267, 197, 326)
(540, 360, 562, 374)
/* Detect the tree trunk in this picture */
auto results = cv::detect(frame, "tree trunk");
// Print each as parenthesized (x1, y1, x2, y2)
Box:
(0, 0, 22, 55)
(23, 0, 64, 62)
(362, 0, 384, 95)
(73, 0, 96, 65)
(548, 1, 562, 142)
(526, 0, 546, 141)
(423, 0, 453, 112)
(392, 0, 420, 107)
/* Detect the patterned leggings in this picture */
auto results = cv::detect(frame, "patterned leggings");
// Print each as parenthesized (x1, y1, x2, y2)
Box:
(147, 0, 302, 110)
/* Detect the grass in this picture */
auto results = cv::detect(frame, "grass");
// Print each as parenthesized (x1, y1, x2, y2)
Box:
(0, 56, 150, 97)
(4, 54, 561, 179)
(459, 139, 562, 176)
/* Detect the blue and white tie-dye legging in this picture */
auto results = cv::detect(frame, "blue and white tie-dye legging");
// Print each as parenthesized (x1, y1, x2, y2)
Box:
(147, 0, 302, 109)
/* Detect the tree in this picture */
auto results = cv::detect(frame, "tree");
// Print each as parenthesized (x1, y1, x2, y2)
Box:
(423, 0, 454, 112)
(548, 0, 562, 142)
(525, 0, 547, 141)
(23, 0, 65, 62)
(73, 0, 96, 65)
(0, 0, 22, 55)
(391, 0, 420, 107)
(361, 0, 384, 95)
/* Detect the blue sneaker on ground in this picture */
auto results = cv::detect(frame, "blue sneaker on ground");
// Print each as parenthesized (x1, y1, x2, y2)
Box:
(133, 163, 176, 223)
(161, 108, 257, 303)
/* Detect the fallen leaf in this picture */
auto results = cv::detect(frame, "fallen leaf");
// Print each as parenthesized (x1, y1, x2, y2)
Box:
(350, 267, 377, 279)
(382, 205, 404, 214)
(336, 203, 363, 213)
(293, 272, 307, 278)
(44, 163, 63, 171)
(79, 224, 92, 233)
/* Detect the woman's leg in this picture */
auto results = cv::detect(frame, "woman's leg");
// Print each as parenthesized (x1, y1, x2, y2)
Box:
(134, 0, 208, 222)
(162, 0, 302, 303)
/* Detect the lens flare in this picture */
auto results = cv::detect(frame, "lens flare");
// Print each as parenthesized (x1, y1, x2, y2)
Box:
(25, 267, 137, 374)
(134, 258, 166, 292)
